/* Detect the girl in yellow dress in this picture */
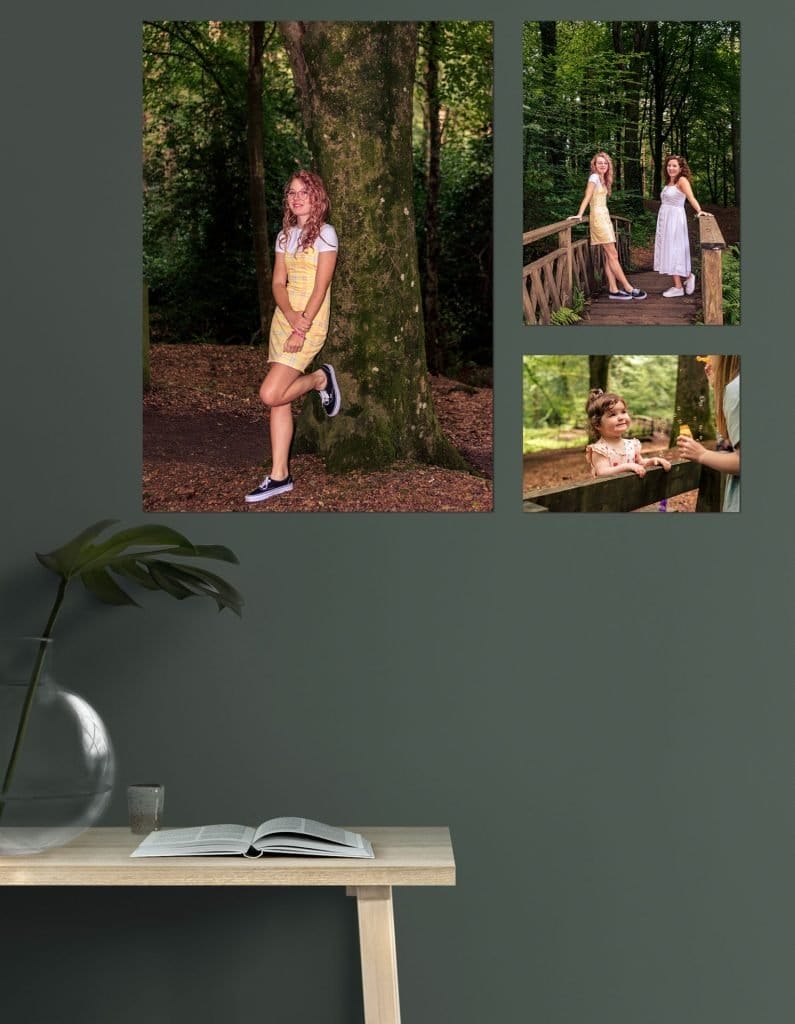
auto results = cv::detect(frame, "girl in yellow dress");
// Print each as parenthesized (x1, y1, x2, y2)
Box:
(246, 170, 339, 503)
(569, 151, 646, 301)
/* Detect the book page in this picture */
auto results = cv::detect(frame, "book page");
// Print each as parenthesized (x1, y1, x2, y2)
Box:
(253, 817, 363, 848)
(131, 824, 255, 857)
(250, 818, 373, 857)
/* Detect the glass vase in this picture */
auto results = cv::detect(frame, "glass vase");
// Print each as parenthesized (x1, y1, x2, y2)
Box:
(0, 637, 115, 856)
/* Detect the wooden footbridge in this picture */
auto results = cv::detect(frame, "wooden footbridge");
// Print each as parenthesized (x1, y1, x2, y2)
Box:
(523, 214, 727, 326)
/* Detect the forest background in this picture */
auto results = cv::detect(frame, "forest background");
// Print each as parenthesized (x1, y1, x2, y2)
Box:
(523, 20, 741, 320)
(144, 21, 492, 377)
(143, 21, 494, 509)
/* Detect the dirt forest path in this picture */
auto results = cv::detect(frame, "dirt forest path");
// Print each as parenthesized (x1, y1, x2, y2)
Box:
(143, 345, 493, 513)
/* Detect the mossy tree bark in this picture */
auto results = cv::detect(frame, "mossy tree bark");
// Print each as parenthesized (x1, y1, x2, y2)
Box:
(670, 354, 713, 445)
(278, 21, 469, 473)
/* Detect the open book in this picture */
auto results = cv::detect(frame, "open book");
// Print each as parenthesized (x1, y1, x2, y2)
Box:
(130, 817, 374, 859)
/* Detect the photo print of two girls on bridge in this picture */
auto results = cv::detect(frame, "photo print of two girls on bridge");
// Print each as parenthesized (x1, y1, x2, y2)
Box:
(522, 22, 740, 512)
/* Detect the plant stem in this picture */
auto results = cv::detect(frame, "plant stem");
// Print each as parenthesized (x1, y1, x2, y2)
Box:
(0, 578, 70, 819)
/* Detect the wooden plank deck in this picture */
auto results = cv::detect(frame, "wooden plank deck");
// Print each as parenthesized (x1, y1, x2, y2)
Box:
(583, 270, 700, 326)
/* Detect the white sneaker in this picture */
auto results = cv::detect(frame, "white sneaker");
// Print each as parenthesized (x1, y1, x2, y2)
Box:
(663, 287, 684, 298)
(685, 273, 696, 295)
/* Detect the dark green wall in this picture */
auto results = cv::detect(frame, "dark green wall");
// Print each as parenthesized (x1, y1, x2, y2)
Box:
(2, 4, 793, 1023)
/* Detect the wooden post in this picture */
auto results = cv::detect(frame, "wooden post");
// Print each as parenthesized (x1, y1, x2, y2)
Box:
(558, 225, 573, 307)
(699, 216, 726, 326)
(695, 465, 724, 512)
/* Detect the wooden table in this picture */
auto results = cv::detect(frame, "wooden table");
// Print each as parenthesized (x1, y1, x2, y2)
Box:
(0, 826, 455, 1024)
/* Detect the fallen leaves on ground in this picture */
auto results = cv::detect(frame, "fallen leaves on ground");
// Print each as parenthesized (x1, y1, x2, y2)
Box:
(143, 344, 493, 513)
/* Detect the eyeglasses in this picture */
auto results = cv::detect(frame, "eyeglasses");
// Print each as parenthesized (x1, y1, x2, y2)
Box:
(287, 189, 309, 200)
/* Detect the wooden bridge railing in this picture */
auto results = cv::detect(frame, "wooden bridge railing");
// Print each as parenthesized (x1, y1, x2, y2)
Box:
(522, 216, 631, 325)
(699, 215, 727, 326)
(523, 461, 723, 513)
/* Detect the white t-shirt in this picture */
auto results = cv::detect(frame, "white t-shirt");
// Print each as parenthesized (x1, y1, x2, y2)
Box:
(276, 224, 338, 254)
(588, 173, 603, 188)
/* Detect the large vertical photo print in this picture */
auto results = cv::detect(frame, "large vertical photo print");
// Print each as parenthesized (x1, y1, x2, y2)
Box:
(522, 21, 740, 326)
(143, 21, 493, 512)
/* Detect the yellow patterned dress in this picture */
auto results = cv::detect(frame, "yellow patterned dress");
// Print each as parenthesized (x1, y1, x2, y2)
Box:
(268, 224, 338, 372)
(587, 174, 616, 246)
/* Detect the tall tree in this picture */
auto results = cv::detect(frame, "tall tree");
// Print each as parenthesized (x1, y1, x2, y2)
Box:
(247, 22, 274, 339)
(589, 355, 611, 392)
(278, 21, 467, 472)
(669, 355, 713, 445)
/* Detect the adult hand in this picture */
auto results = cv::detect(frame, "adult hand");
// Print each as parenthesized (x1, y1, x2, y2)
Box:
(677, 436, 705, 462)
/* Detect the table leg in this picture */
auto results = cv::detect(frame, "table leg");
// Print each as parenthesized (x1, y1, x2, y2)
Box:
(347, 885, 401, 1024)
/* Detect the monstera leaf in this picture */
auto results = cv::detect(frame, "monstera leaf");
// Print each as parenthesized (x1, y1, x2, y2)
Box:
(1, 521, 243, 809)
(36, 519, 243, 616)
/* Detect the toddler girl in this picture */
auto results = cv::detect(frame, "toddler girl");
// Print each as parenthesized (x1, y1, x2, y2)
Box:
(585, 388, 671, 478)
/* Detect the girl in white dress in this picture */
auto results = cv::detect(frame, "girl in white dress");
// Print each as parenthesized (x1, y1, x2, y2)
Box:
(654, 155, 712, 297)
(585, 388, 671, 478)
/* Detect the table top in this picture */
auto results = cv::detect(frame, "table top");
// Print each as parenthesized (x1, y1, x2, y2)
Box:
(0, 826, 455, 887)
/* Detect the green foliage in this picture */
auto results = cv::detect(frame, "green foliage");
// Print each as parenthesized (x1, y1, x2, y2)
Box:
(694, 245, 741, 326)
(721, 245, 741, 325)
(143, 21, 309, 344)
(143, 20, 493, 375)
(523, 21, 740, 232)
(37, 520, 243, 616)
(523, 354, 678, 452)
(549, 307, 581, 326)
(413, 22, 493, 373)
(623, 209, 657, 249)
(1, 520, 243, 811)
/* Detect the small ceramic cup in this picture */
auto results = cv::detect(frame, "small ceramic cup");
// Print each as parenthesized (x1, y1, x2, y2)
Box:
(127, 783, 165, 834)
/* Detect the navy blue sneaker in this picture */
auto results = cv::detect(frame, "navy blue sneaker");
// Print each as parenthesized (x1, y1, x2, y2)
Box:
(318, 364, 341, 417)
(245, 474, 294, 503)
(628, 287, 647, 300)
(608, 290, 632, 300)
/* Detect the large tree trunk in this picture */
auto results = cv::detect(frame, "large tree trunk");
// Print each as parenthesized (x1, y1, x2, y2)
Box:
(421, 21, 444, 376)
(247, 22, 273, 339)
(589, 355, 611, 392)
(669, 355, 714, 445)
(278, 21, 467, 472)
